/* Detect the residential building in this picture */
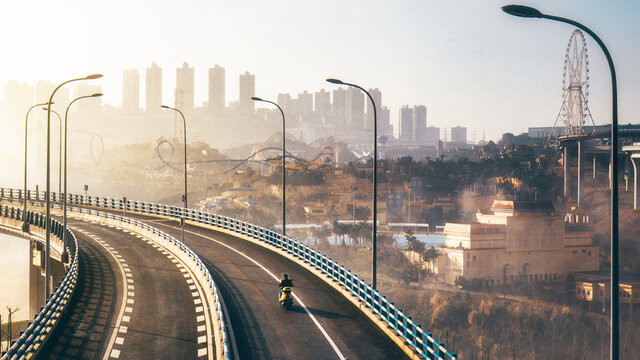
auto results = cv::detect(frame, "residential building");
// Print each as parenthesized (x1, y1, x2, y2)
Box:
(434, 200, 599, 285)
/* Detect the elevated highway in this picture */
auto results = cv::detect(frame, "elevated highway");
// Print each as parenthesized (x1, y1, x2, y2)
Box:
(1, 188, 456, 360)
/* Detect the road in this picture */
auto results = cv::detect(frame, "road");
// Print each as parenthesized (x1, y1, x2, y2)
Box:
(120, 212, 409, 360)
(41, 217, 207, 359)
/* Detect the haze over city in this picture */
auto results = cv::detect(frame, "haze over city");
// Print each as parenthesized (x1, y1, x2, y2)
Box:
(0, 0, 639, 147)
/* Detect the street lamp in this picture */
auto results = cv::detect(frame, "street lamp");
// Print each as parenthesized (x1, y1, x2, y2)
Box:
(44, 74, 102, 299)
(22, 101, 51, 232)
(160, 105, 188, 243)
(251, 97, 287, 238)
(62, 93, 103, 252)
(502, 5, 619, 359)
(42, 108, 63, 195)
(326, 78, 379, 289)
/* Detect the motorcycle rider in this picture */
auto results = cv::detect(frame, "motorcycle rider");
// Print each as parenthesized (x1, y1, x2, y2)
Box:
(279, 273, 293, 289)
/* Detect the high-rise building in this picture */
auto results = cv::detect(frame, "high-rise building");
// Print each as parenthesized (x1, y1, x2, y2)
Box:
(297, 91, 313, 115)
(239, 71, 255, 114)
(175, 62, 194, 113)
(398, 105, 413, 142)
(413, 105, 427, 142)
(208, 65, 225, 113)
(365, 88, 382, 130)
(314, 89, 331, 116)
(346, 87, 364, 129)
(277, 93, 292, 113)
(332, 88, 346, 124)
(379, 106, 392, 137)
(425, 126, 440, 145)
(122, 69, 140, 113)
(451, 126, 467, 145)
(145, 62, 162, 112)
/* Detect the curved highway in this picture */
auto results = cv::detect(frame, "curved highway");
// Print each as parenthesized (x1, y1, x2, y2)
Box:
(40, 216, 208, 359)
(120, 213, 409, 360)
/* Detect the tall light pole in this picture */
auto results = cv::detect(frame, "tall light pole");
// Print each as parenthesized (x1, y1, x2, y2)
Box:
(326, 78, 379, 289)
(502, 5, 619, 359)
(62, 93, 103, 252)
(161, 105, 188, 243)
(44, 74, 102, 299)
(251, 97, 287, 238)
(42, 108, 63, 195)
(22, 102, 51, 232)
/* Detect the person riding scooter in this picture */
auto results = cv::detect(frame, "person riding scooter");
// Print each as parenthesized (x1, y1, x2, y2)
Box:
(278, 273, 294, 309)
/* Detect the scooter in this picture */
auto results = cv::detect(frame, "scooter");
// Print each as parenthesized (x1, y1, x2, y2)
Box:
(279, 286, 293, 310)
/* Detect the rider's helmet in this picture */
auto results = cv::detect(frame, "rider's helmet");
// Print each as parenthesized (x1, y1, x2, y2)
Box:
(282, 273, 289, 280)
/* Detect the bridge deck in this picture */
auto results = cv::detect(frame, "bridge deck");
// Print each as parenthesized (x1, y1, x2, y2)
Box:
(41, 216, 204, 359)
(130, 213, 409, 360)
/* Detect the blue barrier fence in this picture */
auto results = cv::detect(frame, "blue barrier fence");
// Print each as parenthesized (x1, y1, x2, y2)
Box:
(1, 188, 456, 360)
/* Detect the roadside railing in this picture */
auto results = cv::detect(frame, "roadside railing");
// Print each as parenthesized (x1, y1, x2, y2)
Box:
(0, 188, 456, 360)
(0, 204, 78, 360)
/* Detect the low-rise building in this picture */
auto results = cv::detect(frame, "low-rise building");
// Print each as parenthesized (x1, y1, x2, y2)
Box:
(434, 200, 598, 285)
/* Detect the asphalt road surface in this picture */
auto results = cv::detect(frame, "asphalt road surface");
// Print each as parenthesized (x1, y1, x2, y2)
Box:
(123, 213, 409, 360)
(42, 217, 206, 359)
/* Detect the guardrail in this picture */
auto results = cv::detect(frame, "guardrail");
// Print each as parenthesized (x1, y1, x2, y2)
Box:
(0, 188, 456, 360)
(0, 204, 78, 360)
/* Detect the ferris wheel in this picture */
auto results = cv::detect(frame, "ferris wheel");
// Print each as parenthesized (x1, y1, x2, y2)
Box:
(549, 29, 597, 143)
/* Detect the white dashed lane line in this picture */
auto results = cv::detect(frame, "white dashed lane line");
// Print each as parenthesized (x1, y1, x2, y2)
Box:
(70, 226, 133, 360)
(109, 224, 212, 359)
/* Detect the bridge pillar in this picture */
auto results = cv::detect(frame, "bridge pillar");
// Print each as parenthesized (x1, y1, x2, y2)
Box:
(29, 240, 46, 319)
(564, 146, 573, 198)
(577, 140, 584, 206)
(622, 144, 640, 209)
(631, 155, 640, 209)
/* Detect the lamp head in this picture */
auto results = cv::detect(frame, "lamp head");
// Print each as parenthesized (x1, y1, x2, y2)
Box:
(85, 74, 104, 80)
(326, 78, 344, 85)
(502, 5, 543, 18)
(91, 93, 103, 97)
(251, 97, 263, 102)
(161, 105, 170, 109)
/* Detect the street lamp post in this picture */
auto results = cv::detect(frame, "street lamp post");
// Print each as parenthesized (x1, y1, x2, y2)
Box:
(42, 108, 64, 195)
(22, 102, 51, 232)
(161, 105, 188, 243)
(502, 5, 619, 359)
(44, 74, 102, 299)
(251, 97, 287, 238)
(326, 78, 379, 289)
(62, 93, 103, 252)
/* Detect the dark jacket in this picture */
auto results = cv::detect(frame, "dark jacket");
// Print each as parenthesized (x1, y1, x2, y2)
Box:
(279, 278, 293, 288)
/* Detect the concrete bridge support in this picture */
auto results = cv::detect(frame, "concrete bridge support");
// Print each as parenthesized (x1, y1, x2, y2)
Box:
(563, 140, 584, 206)
(630, 154, 640, 209)
(622, 144, 640, 210)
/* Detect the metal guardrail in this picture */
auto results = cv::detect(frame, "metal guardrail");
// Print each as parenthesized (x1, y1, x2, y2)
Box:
(0, 204, 78, 360)
(0, 188, 456, 360)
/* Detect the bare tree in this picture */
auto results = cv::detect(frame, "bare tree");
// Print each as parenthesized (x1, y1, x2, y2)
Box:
(5, 307, 20, 346)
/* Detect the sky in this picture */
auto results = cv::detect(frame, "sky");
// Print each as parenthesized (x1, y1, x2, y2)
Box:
(0, 0, 638, 143)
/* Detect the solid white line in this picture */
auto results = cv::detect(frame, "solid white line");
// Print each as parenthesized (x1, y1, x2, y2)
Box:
(176, 225, 346, 360)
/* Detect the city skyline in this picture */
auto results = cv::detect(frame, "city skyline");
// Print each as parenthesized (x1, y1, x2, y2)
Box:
(0, 1, 638, 145)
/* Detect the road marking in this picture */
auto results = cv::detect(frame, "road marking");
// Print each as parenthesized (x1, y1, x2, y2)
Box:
(71, 226, 133, 360)
(162, 224, 346, 360)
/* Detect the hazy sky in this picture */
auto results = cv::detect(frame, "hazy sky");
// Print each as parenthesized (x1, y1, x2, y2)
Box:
(0, 0, 638, 142)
